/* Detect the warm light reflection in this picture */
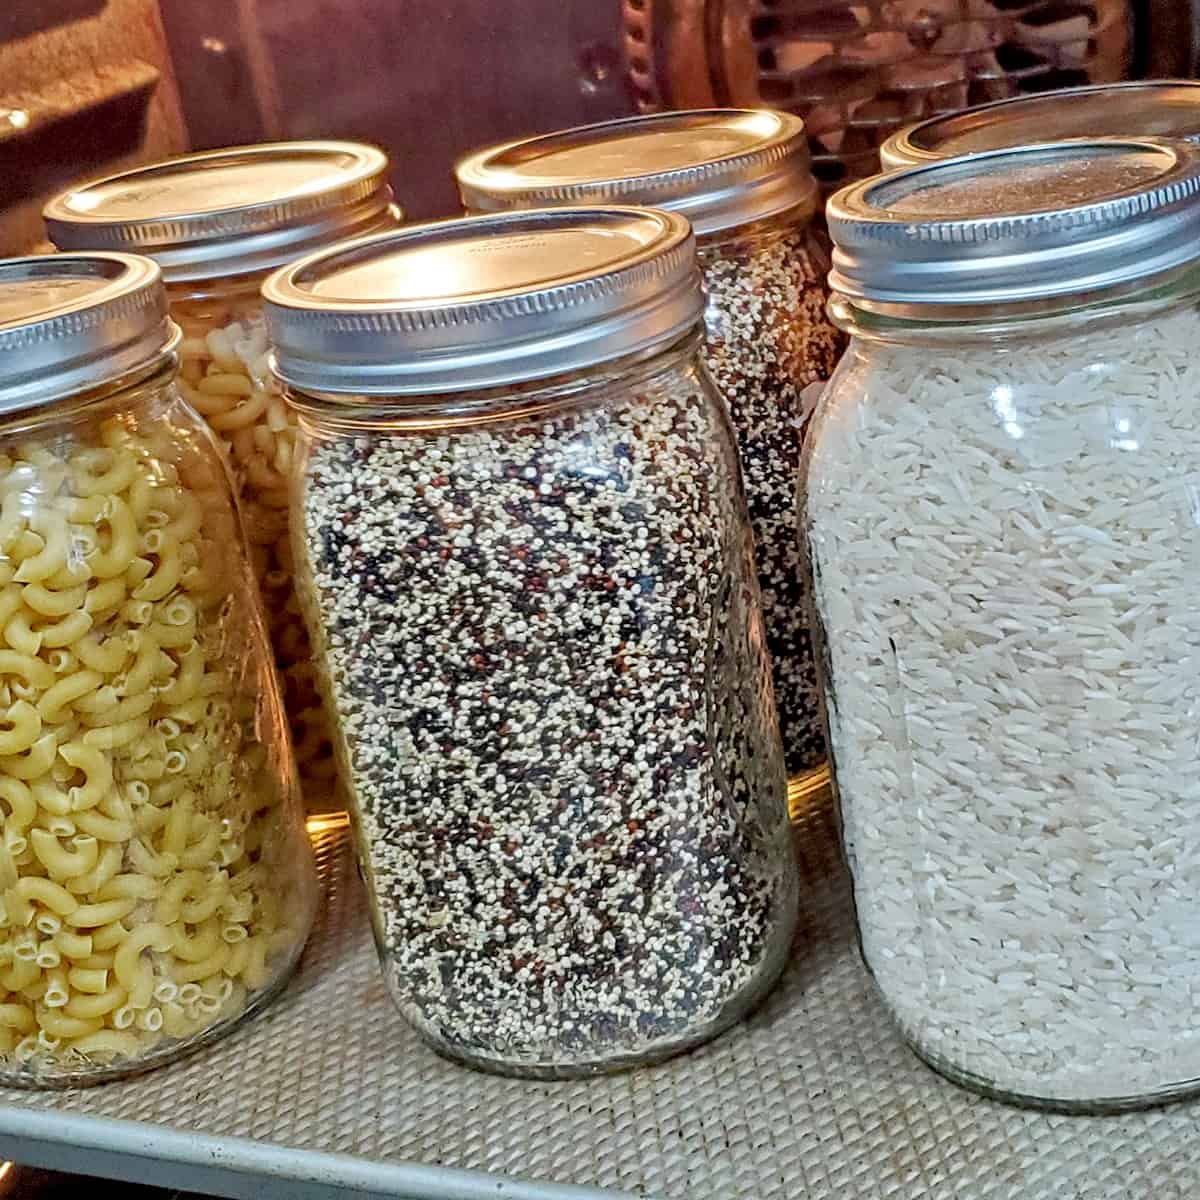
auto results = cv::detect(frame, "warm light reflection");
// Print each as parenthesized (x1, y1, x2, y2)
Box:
(788, 765, 832, 825)
(306, 812, 351, 837)
(65, 190, 103, 213)
(3, 111, 27, 130)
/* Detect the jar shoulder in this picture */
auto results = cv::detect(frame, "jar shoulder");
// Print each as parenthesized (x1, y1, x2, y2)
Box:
(811, 305, 1200, 457)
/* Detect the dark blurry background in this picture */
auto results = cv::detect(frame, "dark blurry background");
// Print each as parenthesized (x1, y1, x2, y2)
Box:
(157, 0, 635, 218)
(0, 0, 635, 250)
(2, 0, 1198, 254)
(0, 1162, 201, 1197)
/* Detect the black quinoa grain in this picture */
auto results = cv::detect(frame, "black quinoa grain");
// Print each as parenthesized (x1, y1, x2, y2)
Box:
(698, 226, 845, 776)
(297, 364, 797, 1069)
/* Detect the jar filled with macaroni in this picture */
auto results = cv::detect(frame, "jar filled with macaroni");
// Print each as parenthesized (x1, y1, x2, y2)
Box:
(44, 143, 401, 813)
(0, 252, 317, 1085)
(457, 109, 845, 786)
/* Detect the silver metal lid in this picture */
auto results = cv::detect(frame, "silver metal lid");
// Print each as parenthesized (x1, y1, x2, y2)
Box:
(455, 109, 816, 238)
(44, 142, 396, 284)
(0, 253, 177, 412)
(263, 207, 702, 397)
(881, 81, 1200, 171)
(827, 138, 1200, 315)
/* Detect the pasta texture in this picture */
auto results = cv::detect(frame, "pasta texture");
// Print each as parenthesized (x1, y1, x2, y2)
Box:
(172, 286, 340, 811)
(0, 400, 313, 1079)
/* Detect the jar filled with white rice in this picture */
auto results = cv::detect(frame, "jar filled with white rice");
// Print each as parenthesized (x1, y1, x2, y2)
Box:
(807, 137, 1200, 1111)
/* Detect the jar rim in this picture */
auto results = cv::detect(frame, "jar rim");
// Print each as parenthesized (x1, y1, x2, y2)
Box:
(263, 208, 704, 399)
(0, 253, 180, 413)
(455, 109, 817, 237)
(282, 327, 705, 427)
(44, 142, 398, 284)
(828, 138, 1200, 316)
(828, 261, 1200, 345)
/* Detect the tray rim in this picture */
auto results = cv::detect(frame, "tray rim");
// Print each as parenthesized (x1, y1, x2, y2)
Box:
(0, 1103, 640, 1200)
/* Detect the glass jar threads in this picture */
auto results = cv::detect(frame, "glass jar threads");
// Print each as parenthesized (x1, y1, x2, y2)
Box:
(808, 138, 1200, 1110)
(457, 109, 844, 782)
(0, 253, 316, 1085)
(43, 142, 400, 813)
(880, 80, 1200, 170)
(265, 208, 797, 1077)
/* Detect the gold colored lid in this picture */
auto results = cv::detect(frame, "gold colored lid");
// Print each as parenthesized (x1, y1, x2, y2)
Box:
(45, 142, 397, 283)
(456, 109, 816, 236)
(263, 207, 702, 397)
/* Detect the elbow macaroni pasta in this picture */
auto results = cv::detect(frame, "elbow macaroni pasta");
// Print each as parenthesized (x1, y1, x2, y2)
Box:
(0, 403, 314, 1081)
(172, 286, 341, 810)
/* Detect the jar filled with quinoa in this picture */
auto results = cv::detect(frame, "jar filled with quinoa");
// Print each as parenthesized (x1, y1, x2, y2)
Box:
(264, 208, 797, 1077)
(43, 143, 401, 813)
(0, 253, 316, 1085)
(457, 109, 845, 785)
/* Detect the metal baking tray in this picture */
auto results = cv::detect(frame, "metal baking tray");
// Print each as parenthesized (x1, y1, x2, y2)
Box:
(0, 802, 1193, 1200)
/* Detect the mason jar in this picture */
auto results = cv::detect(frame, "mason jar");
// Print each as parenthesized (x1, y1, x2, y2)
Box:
(881, 80, 1200, 170)
(806, 138, 1200, 1111)
(43, 142, 401, 813)
(264, 208, 797, 1078)
(457, 109, 844, 786)
(0, 253, 317, 1086)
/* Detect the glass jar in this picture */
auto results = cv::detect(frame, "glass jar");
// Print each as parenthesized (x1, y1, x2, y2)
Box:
(43, 142, 401, 813)
(0, 253, 316, 1086)
(807, 139, 1200, 1111)
(265, 209, 797, 1077)
(881, 80, 1200, 170)
(696, 216, 842, 779)
(168, 276, 334, 807)
(456, 109, 845, 783)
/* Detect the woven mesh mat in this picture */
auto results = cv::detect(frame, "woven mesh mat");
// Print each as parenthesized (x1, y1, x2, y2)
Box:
(0, 800, 1195, 1200)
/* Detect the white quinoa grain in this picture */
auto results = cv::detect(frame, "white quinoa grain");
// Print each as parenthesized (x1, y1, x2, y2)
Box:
(296, 361, 797, 1071)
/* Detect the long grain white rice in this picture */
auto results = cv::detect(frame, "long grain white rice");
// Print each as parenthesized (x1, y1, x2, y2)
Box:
(805, 304, 1200, 1104)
